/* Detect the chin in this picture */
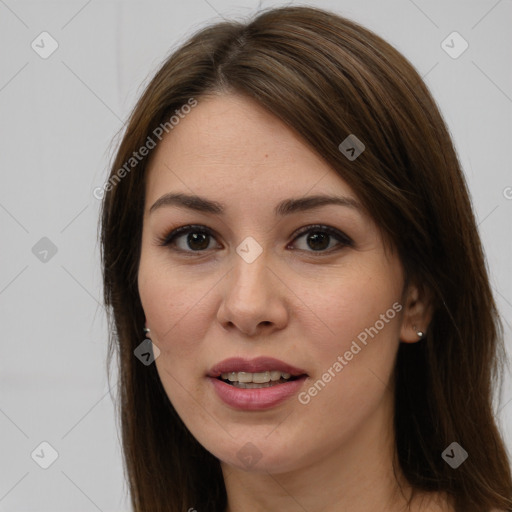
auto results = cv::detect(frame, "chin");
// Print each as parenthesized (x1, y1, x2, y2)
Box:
(207, 435, 308, 475)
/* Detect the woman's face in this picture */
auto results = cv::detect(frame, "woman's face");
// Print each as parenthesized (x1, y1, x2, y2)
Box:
(138, 92, 417, 474)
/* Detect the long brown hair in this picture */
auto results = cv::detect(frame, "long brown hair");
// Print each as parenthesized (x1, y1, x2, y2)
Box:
(100, 6, 512, 511)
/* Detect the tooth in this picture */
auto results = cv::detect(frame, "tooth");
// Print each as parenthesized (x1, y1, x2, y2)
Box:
(233, 381, 273, 389)
(237, 372, 253, 383)
(252, 371, 271, 383)
(222, 370, 295, 383)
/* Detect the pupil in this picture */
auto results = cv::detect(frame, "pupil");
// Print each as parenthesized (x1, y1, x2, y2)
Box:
(188, 232, 209, 250)
(308, 232, 329, 251)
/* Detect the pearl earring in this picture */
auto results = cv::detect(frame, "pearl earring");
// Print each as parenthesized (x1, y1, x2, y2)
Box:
(413, 325, 425, 339)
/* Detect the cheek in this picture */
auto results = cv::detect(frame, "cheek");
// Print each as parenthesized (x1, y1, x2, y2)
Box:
(292, 261, 403, 423)
(138, 266, 215, 411)
(297, 261, 402, 355)
(138, 259, 212, 357)
(298, 263, 402, 408)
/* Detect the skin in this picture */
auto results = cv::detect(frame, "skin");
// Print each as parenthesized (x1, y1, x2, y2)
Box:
(137, 92, 447, 511)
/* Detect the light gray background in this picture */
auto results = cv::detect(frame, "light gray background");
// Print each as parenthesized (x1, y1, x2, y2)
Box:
(1, 0, 511, 510)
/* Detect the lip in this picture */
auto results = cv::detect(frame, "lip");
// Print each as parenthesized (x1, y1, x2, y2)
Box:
(207, 357, 308, 411)
(208, 356, 307, 377)
(209, 374, 308, 410)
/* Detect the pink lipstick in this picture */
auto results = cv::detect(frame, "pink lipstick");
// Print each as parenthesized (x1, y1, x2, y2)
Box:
(208, 357, 308, 410)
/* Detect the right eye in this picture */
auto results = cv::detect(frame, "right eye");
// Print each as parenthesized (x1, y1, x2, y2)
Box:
(157, 225, 220, 253)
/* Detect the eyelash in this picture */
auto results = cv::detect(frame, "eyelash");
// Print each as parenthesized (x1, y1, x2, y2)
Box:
(156, 224, 354, 256)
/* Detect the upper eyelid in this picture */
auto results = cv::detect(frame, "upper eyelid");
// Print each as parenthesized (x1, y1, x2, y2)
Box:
(292, 224, 352, 243)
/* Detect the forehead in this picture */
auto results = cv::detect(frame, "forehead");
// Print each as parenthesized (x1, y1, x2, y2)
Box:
(145, 93, 356, 207)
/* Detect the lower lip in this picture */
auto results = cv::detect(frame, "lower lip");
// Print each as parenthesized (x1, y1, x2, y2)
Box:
(209, 375, 308, 411)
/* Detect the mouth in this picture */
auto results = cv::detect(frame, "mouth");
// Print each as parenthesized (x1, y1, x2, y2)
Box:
(208, 356, 308, 390)
(208, 357, 308, 410)
(217, 371, 303, 389)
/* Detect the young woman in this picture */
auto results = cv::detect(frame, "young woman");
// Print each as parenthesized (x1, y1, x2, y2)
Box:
(100, 6, 512, 512)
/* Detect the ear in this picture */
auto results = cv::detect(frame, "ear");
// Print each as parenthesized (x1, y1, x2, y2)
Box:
(399, 283, 433, 343)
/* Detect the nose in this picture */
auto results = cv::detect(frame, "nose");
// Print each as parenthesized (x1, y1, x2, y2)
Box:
(216, 249, 289, 337)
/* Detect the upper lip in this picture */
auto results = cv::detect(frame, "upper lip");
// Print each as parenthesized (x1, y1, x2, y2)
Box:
(208, 357, 307, 377)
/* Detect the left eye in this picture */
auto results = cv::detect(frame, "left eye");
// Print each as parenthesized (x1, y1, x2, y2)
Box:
(157, 224, 353, 254)
(289, 224, 353, 253)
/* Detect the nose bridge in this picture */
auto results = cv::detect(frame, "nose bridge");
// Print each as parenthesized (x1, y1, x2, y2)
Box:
(230, 241, 271, 302)
(218, 238, 288, 335)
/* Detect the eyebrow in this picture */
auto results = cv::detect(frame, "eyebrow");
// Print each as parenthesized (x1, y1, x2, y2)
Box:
(149, 192, 361, 216)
